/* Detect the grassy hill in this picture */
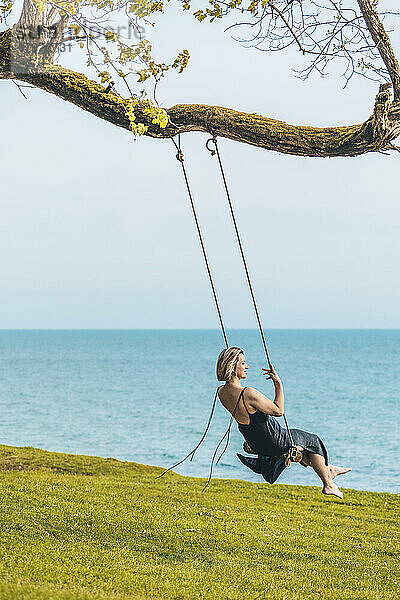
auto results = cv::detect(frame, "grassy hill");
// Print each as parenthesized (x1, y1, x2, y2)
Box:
(0, 444, 398, 600)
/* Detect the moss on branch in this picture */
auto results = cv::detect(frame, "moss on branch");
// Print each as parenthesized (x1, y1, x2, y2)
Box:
(1, 26, 400, 157)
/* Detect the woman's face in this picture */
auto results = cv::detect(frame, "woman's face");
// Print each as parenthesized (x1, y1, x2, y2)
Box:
(235, 353, 249, 380)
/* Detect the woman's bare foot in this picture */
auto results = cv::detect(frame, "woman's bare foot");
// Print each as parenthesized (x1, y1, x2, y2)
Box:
(329, 465, 352, 480)
(322, 483, 343, 499)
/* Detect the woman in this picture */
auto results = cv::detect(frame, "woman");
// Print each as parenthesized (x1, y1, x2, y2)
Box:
(216, 347, 351, 499)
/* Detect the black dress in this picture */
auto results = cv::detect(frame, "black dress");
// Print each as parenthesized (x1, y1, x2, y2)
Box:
(235, 387, 329, 484)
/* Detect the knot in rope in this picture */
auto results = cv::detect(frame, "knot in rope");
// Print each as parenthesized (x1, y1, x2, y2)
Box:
(176, 148, 184, 163)
(284, 445, 303, 467)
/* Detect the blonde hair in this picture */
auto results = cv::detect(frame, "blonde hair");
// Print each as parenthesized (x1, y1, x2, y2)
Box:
(216, 347, 244, 381)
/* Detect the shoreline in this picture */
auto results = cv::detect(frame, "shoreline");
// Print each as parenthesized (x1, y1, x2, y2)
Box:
(1, 443, 398, 497)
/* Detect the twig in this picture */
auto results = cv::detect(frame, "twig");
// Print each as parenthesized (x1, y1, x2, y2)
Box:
(12, 80, 35, 99)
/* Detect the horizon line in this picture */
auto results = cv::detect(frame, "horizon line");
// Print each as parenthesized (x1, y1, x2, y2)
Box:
(0, 327, 399, 331)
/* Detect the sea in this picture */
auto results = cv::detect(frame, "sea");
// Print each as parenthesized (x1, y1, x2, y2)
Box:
(0, 329, 398, 494)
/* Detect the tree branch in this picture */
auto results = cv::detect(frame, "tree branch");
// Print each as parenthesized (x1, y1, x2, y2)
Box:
(357, 0, 400, 100)
(1, 21, 400, 158)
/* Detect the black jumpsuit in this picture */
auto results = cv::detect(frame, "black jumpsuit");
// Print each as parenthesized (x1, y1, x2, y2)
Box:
(235, 387, 329, 483)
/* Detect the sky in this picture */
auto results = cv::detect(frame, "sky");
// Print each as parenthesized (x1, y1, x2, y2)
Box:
(1, 3, 399, 329)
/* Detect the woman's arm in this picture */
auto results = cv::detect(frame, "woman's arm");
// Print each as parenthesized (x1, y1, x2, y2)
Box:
(246, 365, 284, 416)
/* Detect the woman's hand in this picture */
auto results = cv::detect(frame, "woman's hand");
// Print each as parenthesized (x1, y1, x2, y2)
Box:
(262, 364, 282, 385)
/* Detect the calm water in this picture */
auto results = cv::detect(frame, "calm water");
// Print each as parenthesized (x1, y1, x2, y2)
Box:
(0, 330, 398, 493)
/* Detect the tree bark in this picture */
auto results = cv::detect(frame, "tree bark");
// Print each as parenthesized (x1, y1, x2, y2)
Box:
(357, 0, 400, 101)
(1, 14, 400, 157)
(7, 0, 68, 74)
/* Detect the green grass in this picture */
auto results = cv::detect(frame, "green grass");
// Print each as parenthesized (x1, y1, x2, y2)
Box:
(0, 444, 398, 600)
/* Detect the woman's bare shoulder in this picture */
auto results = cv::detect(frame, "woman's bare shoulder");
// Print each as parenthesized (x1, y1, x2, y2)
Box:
(244, 386, 263, 399)
(244, 386, 272, 407)
(218, 384, 240, 400)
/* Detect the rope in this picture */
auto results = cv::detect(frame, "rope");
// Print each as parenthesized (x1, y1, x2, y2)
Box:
(205, 136, 272, 368)
(171, 135, 229, 349)
(200, 388, 244, 492)
(201, 386, 242, 492)
(155, 386, 222, 480)
(205, 135, 295, 447)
